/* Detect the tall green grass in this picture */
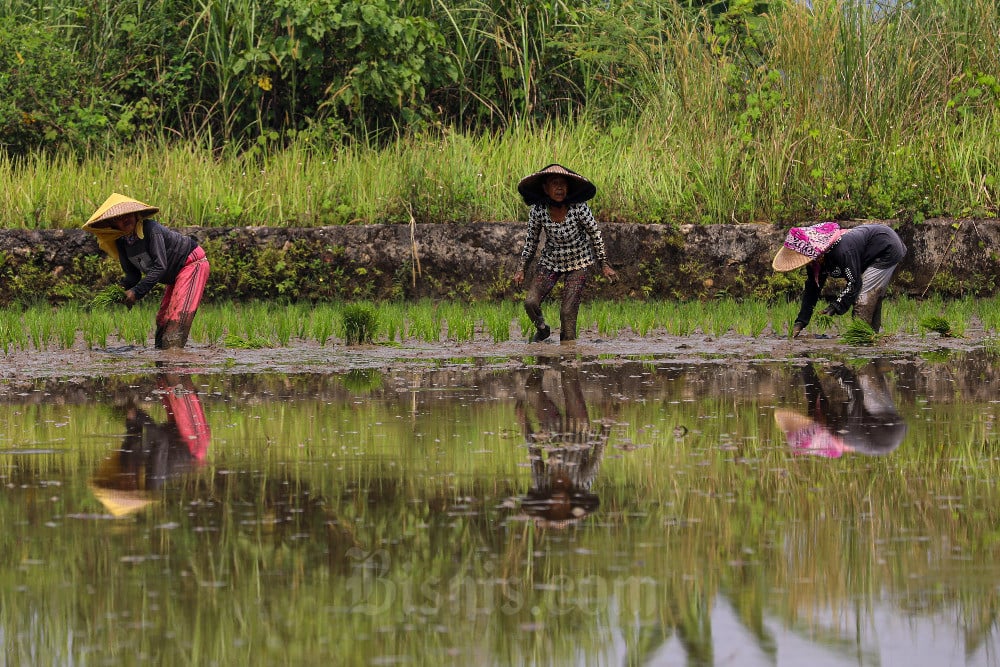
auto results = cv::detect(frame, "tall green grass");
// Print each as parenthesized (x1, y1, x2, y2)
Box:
(4, 1, 1000, 226)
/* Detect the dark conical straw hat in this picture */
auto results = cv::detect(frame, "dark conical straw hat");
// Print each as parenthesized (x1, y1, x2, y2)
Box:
(517, 164, 596, 205)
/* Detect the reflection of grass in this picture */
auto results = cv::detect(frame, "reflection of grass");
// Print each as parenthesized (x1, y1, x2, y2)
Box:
(9, 296, 1000, 351)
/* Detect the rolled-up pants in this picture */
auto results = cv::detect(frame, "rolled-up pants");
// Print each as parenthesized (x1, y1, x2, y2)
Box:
(155, 246, 210, 349)
(852, 264, 898, 332)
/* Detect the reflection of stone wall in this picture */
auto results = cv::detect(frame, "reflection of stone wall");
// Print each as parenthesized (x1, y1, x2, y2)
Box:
(2, 354, 997, 406)
(3, 218, 998, 301)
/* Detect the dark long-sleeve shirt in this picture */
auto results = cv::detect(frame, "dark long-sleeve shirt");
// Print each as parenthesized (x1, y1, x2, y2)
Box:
(116, 219, 198, 299)
(795, 224, 906, 327)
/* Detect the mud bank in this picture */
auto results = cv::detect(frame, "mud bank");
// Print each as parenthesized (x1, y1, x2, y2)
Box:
(0, 322, 992, 382)
(1, 219, 997, 303)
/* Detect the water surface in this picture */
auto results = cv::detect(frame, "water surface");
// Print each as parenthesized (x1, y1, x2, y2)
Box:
(3, 352, 1000, 665)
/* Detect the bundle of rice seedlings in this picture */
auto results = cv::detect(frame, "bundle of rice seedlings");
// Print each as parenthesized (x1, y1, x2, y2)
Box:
(223, 332, 270, 349)
(91, 285, 126, 308)
(342, 304, 379, 345)
(919, 315, 953, 337)
(840, 319, 880, 346)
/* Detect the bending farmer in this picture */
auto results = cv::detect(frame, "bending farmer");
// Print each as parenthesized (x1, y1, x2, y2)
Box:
(83, 193, 210, 349)
(772, 222, 906, 336)
(513, 164, 617, 343)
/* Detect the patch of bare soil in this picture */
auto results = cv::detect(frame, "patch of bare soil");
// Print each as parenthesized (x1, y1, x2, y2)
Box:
(1, 324, 990, 380)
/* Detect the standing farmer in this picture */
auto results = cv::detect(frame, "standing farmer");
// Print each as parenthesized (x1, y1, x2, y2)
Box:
(772, 222, 906, 336)
(513, 164, 617, 343)
(83, 193, 210, 349)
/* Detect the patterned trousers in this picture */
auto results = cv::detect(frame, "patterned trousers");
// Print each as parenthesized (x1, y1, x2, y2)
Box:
(524, 267, 590, 342)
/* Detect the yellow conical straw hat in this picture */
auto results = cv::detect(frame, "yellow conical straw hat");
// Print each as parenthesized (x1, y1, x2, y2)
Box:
(82, 193, 157, 259)
(84, 193, 158, 228)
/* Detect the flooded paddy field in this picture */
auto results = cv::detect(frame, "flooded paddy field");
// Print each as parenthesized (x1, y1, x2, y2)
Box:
(3, 337, 1000, 665)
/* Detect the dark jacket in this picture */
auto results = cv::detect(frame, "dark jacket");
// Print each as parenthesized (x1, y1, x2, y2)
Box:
(795, 224, 906, 327)
(116, 219, 198, 299)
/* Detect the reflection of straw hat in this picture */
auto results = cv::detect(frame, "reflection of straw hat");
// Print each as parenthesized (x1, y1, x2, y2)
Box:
(90, 454, 157, 518)
(84, 193, 158, 229)
(517, 164, 596, 205)
(89, 484, 157, 518)
(772, 222, 848, 272)
(520, 490, 600, 527)
(774, 409, 847, 458)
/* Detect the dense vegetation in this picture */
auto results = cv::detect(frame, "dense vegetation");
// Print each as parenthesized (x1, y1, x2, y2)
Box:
(2, 0, 1000, 227)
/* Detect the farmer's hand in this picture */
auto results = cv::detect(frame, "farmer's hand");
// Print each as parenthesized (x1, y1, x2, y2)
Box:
(602, 264, 618, 283)
(512, 269, 524, 286)
(792, 323, 804, 338)
(820, 305, 836, 316)
(124, 289, 137, 308)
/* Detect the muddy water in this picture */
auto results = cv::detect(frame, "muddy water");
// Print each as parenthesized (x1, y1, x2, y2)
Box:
(3, 352, 1000, 666)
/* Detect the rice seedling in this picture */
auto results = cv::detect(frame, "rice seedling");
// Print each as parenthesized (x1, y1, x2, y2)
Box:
(441, 303, 474, 342)
(631, 302, 658, 336)
(706, 299, 740, 337)
(117, 306, 153, 346)
(23, 307, 53, 350)
(342, 303, 379, 345)
(377, 302, 406, 343)
(406, 302, 441, 343)
(274, 309, 295, 347)
(309, 311, 335, 346)
(52, 305, 80, 348)
(976, 296, 1000, 335)
(482, 302, 515, 343)
(840, 319, 881, 346)
(517, 312, 536, 341)
(587, 301, 622, 338)
(223, 332, 271, 349)
(91, 285, 126, 309)
(191, 308, 225, 346)
(733, 300, 771, 337)
(83, 310, 114, 349)
(919, 315, 955, 337)
(0, 308, 24, 354)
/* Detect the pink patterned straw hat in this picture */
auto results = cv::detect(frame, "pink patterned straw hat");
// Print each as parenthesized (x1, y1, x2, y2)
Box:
(772, 222, 848, 272)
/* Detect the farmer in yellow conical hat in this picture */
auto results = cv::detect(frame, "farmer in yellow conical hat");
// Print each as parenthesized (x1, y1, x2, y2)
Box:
(83, 194, 210, 349)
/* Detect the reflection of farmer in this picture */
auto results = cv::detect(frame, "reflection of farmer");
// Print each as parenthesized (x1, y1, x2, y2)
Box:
(772, 222, 906, 335)
(83, 193, 210, 349)
(775, 362, 907, 458)
(91, 374, 211, 516)
(514, 361, 607, 526)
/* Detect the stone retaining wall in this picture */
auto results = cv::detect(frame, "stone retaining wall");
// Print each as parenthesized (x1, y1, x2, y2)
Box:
(1, 219, 996, 302)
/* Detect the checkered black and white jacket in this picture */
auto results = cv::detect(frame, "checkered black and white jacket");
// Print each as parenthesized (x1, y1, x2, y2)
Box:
(520, 203, 610, 273)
